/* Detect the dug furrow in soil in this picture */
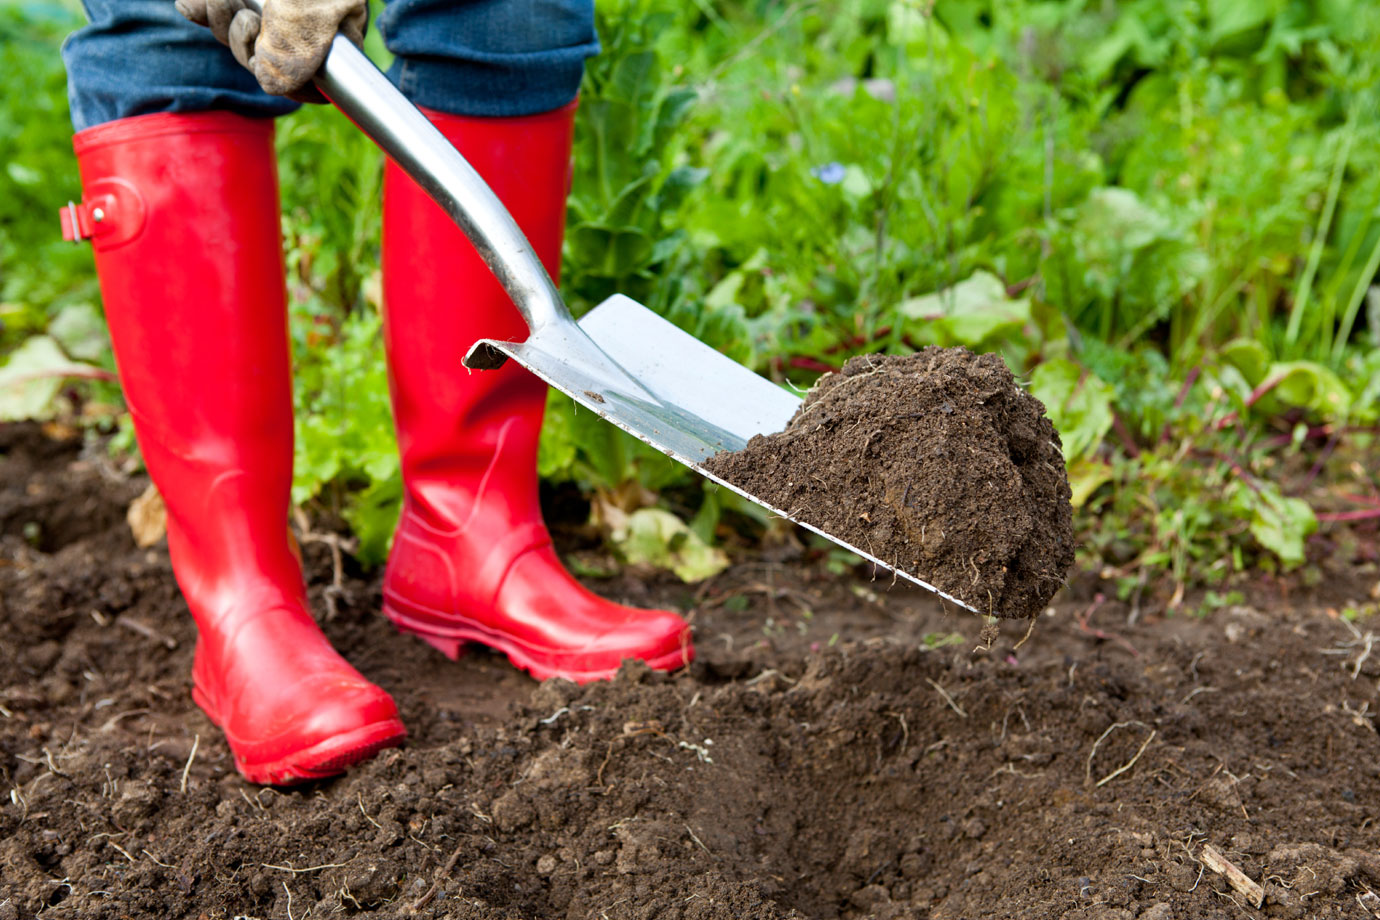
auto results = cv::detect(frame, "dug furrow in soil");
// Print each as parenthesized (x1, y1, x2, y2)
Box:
(3, 423, 1380, 920)
(704, 347, 1075, 620)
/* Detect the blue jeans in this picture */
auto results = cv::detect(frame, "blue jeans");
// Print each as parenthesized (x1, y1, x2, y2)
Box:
(63, 0, 598, 131)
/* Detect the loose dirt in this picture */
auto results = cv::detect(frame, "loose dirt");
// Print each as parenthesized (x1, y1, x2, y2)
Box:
(4, 423, 1380, 919)
(704, 348, 1074, 619)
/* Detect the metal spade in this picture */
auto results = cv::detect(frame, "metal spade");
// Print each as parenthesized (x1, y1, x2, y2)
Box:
(290, 23, 979, 614)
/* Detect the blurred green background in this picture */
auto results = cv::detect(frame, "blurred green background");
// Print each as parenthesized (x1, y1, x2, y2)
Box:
(4, 0, 1380, 610)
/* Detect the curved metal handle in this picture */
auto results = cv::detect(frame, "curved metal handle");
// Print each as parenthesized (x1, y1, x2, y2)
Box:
(238, 2, 572, 333)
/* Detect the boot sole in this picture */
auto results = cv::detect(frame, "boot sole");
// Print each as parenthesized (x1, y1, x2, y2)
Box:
(383, 594, 694, 684)
(192, 686, 407, 786)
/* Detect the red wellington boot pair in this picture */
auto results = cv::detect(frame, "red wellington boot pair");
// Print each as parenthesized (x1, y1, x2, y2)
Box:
(65, 105, 692, 785)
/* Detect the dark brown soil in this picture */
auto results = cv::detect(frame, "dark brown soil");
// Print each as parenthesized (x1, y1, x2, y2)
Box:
(704, 348, 1074, 619)
(4, 423, 1380, 920)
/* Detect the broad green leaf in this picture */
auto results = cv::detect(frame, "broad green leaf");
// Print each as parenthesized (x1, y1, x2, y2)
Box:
(567, 224, 655, 278)
(688, 486, 722, 545)
(538, 391, 579, 480)
(841, 165, 872, 200)
(344, 472, 403, 566)
(1219, 338, 1271, 387)
(1208, 0, 1276, 48)
(705, 271, 747, 312)
(651, 89, 697, 152)
(931, 0, 986, 38)
(0, 335, 100, 421)
(1028, 359, 1115, 464)
(656, 165, 707, 212)
(605, 172, 656, 226)
(1230, 481, 1316, 568)
(1068, 458, 1114, 508)
(47, 302, 109, 361)
(1080, 15, 1163, 82)
(886, 0, 952, 48)
(610, 51, 657, 108)
(899, 271, 1031, 348)
(1259, 360, 1353, 416)
(1077, 187, 1175, 255)
(1205, 364, 1254, 415)
(610, 507, 729, 582)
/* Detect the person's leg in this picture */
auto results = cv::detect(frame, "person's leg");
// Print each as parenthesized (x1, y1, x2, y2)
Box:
(376, 0, 694, 680)
(377, 0, 598, 118)
(62, 2, 404, 783)
(63, 0, 297, 132)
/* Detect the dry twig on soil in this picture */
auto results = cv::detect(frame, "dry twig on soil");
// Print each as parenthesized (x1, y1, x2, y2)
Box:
(1085, 721, 1155, 786)
(179, 733, 199, 794)
(1201, 844, 1264, 908)
(115, 614, 177, 650)
(1096, 728, 1156, 787)
(410, 840, 466, 912)
(926, 679, 967, 718)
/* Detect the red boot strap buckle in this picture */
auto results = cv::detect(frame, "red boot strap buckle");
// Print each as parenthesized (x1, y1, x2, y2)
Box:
(58, 179, 147, 247)
(60, 198, 107, 242)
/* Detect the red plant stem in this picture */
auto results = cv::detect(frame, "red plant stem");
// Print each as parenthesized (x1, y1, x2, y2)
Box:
(1259, 424, 1334, 450)
(1173, 367, 1201, 410)
(1317, 509, 1380, 522)
(1159, 368, 1202, 445)
(1266, 424, 1380, 449)
(1111, 411, 1141, 458)
(1075, 593, 1140, 658)
(1245, 374, 1286, 408)
(787, 356, 840, 374)
(821, 326, 894, 355)
(1190, 447, 1262, 494)
(3, 367, 119, 385)
(1005, 276, 1038, 296)
(1213, 373, 1287, 431)
(1300, 428, 1343, 490)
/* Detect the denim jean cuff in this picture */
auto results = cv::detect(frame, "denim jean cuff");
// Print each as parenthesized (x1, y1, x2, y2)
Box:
(387, 48, 592, 118)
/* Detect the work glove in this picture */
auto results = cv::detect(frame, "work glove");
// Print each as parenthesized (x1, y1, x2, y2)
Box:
(175, 0, 368, 103)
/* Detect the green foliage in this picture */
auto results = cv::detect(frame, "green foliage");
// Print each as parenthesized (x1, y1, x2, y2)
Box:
(270, 96, 397, 561)
(0, 2, 96, 350)
(0, 333, 95, 421)
(605, 506, 729, 581)
(8, 0, 1380, 592)
(1231, 481, 1317, 568)
(1027, 359, 1115, 464)
(290, 306, 400, 563)
(898, 271, 1035, 367)
(565, 4, 704, 311)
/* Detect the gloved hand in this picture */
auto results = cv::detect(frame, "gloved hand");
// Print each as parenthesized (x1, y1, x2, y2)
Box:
(175, 0, 367, 103)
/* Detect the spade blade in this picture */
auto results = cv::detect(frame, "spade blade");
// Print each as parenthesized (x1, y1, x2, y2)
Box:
(466, 294, 980, 614)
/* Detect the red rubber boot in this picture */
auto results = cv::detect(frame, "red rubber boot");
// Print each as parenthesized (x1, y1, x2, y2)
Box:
(380, 103, 694, 682)
(65, 111, 405, 784)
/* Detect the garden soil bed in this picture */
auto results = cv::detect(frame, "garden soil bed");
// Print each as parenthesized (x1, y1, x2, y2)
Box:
(4, 422, 1380, 919)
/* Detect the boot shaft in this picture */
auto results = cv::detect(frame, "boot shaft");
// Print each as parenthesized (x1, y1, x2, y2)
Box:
(381, 102, 576, 536)
(70, 111, 301, 619)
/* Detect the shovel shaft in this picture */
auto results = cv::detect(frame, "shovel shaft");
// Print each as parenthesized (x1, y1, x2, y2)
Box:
(238, 1, 571, 334)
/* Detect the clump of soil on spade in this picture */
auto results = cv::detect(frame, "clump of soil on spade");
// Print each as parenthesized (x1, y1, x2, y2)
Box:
(705, 347, 1074, 617)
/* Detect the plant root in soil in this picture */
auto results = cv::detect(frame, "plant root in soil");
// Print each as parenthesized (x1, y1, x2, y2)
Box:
(705, 347, 1075, 618)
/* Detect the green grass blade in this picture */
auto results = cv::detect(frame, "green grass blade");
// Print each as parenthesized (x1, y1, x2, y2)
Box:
(1286, 108, 1357, 351)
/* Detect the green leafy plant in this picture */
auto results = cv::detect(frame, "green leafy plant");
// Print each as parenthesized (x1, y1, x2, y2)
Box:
(0, 3, 98, 350)
(8, 0, 1380, 596)
(565, 2, 704, 311)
